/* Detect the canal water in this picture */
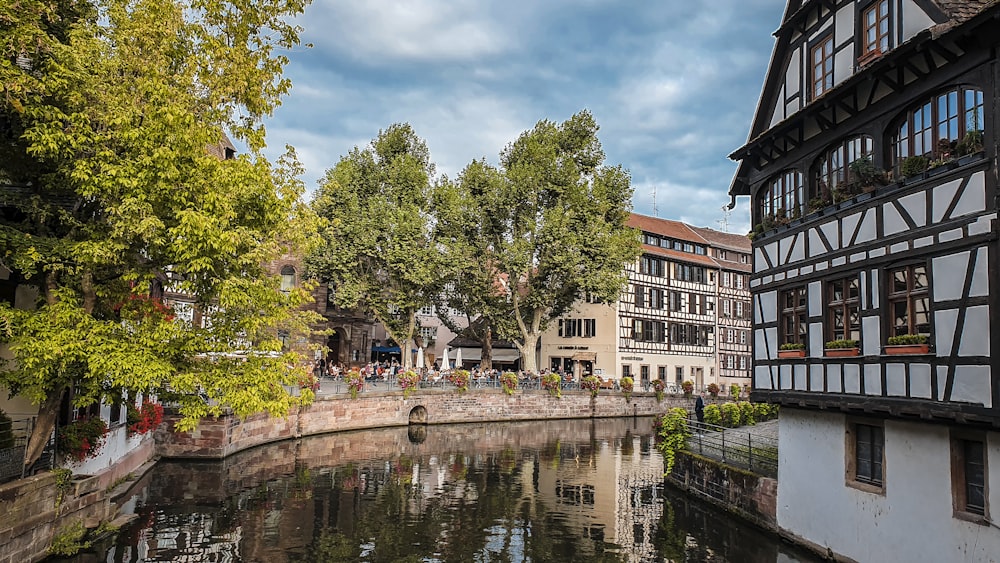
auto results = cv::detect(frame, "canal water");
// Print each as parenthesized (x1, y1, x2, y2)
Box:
(61, 417, 821, 562)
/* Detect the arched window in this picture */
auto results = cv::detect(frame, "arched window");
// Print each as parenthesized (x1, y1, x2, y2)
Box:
(892, 86, 985, 171)
(758, 170, 804, 221)
(280, 266, 296, 294)
(814, 135, 874, 198)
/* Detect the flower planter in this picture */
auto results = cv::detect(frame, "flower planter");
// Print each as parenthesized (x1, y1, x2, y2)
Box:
(778, 349, 806, 358)
(884, 344, 930, 355)
(824, 347, 859, 358)
(957, 151, 985, 167)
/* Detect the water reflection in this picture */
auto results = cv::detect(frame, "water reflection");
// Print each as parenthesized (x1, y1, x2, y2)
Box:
(65, 417, 819, 563)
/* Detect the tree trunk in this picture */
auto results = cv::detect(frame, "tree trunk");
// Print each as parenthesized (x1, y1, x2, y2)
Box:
(516, 331, 540, 374)
(480, 325, 493, 371)
(24, 388, 63, 468)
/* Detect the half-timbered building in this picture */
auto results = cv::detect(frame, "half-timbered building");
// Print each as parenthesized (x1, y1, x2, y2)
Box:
(729, 1, 1000, 560)
(540, 214, 751, 390)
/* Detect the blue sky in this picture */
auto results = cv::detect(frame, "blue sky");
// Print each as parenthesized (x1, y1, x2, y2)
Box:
(263, 1, 785, 235)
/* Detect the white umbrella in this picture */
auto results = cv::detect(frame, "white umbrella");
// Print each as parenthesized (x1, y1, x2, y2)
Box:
(455, 348, 463, 370)
(415, 347, 424, 371)
(442, 347, 451, 371)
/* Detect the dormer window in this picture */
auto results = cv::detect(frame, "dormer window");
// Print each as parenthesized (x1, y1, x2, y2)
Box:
(759, 170, 804, 222)
(814, 135, 874, 199)
(862, 0, 890, 57)
(891, 87, 985, 174)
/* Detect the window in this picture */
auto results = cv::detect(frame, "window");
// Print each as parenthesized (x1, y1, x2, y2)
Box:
(815, 135, 874, 198)
(722, 272, 731, 287)
(640, 256, 665, 277)
(726, 355, 735, 369)
(740, 330, 748, 345)
(848, 422, 884, 489)
(862, 0, 890, 56)
(759, 169, 805, 220)
(888, 264, 930, 337)
(675, 264, 706, 283)
(675, 366, 684, 383)
(736, 275, 745, 290)
(279, 266, 296, 294)
(635, 285, 646, 308)
(657, 366, 667, 381)
(585, 318, 596, 338)
(811, 34, 834, 100)
(418, 325, 437, 343)
(417, 305, 435, 316)
(736, 301, 745, 319)
(278, 330, 290, 350)
(560, 318, 595, 338)
(649, 288, 664, 309)
(669, 291, 682, 312)
(780, 287, 808, 346)
(622, 365, 632, 378)
(827, 276, 861, 341)
(892, 87, 985, 172)
(723, 299, 731, 317)
(739, 356, 748, 370)
(952, 433, 988, 518)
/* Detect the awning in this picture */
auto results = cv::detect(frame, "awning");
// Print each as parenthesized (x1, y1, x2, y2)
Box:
(571, 352, 597, 361)
(456, 347, 521, 363)
(371, 346, 401, 354)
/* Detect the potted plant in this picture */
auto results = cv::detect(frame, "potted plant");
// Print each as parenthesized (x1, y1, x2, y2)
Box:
(900, 155, 930, 179)
(706, 382, 720, 398)
(778, 342, 806, 358)
(346, 369, 365, 399)
(58, 418, 109, 462)
(885, 334, 930, 355)
(849, 156, 888, 193)
(581, 375, 600, 398)
(541, 373, 562, 398)
(126, 400, 164, 436)
(620, 376, 634, 402)
(500, 372, 519, 395)
(652, 379, 666, 402)
(681, 380, 694, 397)
(448, 369, 471, 394)
(397, 370, 419, 399)
(824, 339, 860, 357)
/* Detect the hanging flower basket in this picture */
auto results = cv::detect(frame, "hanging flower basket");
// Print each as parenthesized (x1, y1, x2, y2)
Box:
(620, 376, 634, 401)
(500, 372, 518, 395)
(397, 370, 419, 398)
(652, 379, 665, 402)
(127, 400, 164, 436)
(541, 373, 562, 398)
(581, 375, 600, 398)
(448, 369, 471, 394)
(58, 418, 109, 462)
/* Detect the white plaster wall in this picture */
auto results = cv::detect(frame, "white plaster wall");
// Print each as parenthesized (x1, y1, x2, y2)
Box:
(778, 409, 1000, 562)
(901, 0, 938, 43)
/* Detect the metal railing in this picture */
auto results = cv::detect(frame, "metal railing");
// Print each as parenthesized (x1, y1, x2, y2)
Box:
(0, 416, 54, 485)
(685, 420, 778, 478)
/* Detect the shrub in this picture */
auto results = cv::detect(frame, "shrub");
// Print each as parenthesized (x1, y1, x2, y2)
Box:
(779, 343, 805, 350)
(825, 339, 859, 349)
(900, 155, 929, 177)
(719, 403, 741, 428)
(739, 401, 756, 426)
(887, 334, 928, 345)
(729, 383, 741, 399)
(703, 404, 722, 426)
(754, 402, 780, 421)
(656, 408, 689, 474)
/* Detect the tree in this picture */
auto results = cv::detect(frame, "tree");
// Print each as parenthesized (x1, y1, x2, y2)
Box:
(486, 111, 638, 372)
(307, 124, 450, 369)
(0, 0, 318, 463)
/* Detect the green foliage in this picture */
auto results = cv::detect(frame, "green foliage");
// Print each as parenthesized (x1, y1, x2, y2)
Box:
(739, 401, 756, 426)
(702, 404, 722, 426)
(500, 372, 518, 395)
(397, 370, 419, 399)
(681, 380, 694, 396)
(754, 402, 780, 421)
(442, 111, 639, 372)
(652, 379, 665, 402)
(887, 334, 929, 345)
(448, 369, 471, 394)
(900, 155, 930, 177)
(779, 342, 805, 350)
(541, 373, 562, 398)
(825, 339, 859, 349)
(58, 417, 108, 461)
(729, 383, 741, 398)
(308, 124, 450, 369)
(53, 467, 73, 509)
(706, 382, 719, 396)
(719, 403, 741, 428)
(0, 0, 320, 434)
(581, 375, 600, 398)
(49, 520, 90, 556)
(956, 130, 984, 156)
(656, 407, 689, 474)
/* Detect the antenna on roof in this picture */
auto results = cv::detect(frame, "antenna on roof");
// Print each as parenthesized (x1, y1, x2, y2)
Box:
(651, 185, 658, 217)
(717, 205, 731, 233)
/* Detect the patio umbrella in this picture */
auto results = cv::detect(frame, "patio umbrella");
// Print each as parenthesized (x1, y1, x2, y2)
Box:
(415, 347, 424, 371)
(455, 348, 462, 370)
(442, 347, 451, 371)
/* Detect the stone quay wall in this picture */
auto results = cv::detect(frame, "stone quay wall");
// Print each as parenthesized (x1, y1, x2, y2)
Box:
(156, 390, 694, 459)
(667, 449, 778, 532)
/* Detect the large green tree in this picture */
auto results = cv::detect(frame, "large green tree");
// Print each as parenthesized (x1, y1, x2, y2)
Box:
(307, 124, 450, 369)
(0, 0, 318, 462)
(482, 111, 639, 372)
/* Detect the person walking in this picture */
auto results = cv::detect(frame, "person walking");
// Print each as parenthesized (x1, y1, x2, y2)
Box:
(695, 392, 706, 424)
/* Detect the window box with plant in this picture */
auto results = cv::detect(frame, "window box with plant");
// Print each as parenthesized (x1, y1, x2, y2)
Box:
(58, 418, 109, 462)
(884, 334, 930, 355)
(778, 343, 806, 358)
(126, 400, 164, 437)
(824, 339, 859, 357)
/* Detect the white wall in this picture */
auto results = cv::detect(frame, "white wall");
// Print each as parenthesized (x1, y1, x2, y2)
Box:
(778, 409, 1000, 562)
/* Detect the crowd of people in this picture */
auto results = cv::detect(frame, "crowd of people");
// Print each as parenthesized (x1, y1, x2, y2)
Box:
(309, 357, 584, 388)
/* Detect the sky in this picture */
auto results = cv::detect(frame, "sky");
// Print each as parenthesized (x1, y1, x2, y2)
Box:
(262, 0, 786, 236)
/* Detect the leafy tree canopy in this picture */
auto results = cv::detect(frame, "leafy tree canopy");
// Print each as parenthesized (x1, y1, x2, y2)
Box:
(307, 124, 451, 368)
(0, 0, 318, 438)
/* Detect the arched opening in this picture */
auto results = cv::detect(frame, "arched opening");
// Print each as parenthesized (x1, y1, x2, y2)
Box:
(408, 405, 427, 425)
(327, 329, 345, 366)
(280, 265, 296, 294)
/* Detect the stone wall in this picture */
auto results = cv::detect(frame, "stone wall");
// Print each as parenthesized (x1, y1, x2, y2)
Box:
(0, 437, 156, 563)
(157, 390, 693, 459)
(667, 450, 777, 532)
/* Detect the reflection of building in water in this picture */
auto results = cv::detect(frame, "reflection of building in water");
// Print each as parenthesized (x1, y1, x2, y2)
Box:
(533, 431, 663, 562)
(142, 513, 243, 562)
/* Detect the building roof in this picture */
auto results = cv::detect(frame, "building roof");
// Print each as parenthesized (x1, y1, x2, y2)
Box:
(628, 213, 708, 244)
(689, 225, 751, 253)
(629, 213, 752, 272)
